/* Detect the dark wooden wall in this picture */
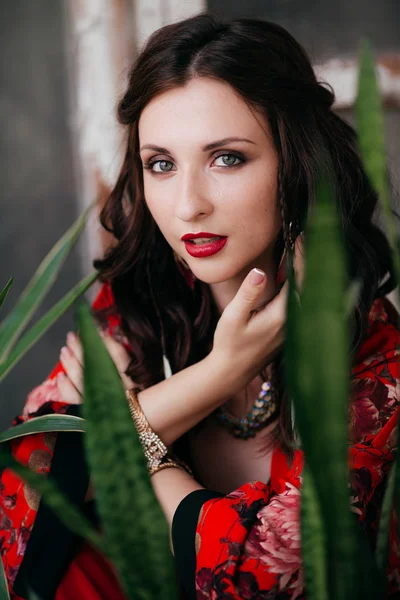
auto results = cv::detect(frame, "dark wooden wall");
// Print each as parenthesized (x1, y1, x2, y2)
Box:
(0, 1, 80, 427)
(207, 0, 399, 60)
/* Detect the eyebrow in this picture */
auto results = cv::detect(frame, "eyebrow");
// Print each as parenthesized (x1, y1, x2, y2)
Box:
(139, 137, 256, 153)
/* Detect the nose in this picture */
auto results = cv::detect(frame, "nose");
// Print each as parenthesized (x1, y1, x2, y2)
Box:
(174, 169, 214, 223)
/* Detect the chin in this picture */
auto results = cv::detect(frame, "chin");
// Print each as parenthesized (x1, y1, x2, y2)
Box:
(191, 263, 245, 285)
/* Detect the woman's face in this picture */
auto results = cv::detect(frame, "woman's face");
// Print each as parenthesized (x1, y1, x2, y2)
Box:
(138, 77, 281, 285)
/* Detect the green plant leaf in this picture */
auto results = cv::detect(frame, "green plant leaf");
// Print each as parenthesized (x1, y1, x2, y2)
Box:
(0, 546, 10, 600)
(27, 588, 42, 600)
(0, 415, 86, 444)
(376, 459, 396, 582)
(0, 278, 13, 312)
(0, 445, 101, 550)
(355, 39, 400, 281)
(0, 206, 92, 364)
(344, 279, 362, 316)
(286, 177, 362, 599)
(0, 271, 98, 382)
(300, 466, 328, 600)
(356, 39, 400, 564)
(77, 302, 178, 600)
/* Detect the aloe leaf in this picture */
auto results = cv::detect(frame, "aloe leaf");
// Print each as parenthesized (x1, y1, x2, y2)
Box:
(77, 302, 178, 600)
(0, 445, 101, 550)
(300, 466, 328, 600)
(0, 549, 10, 600)
(355, 39, 400, 281)
(0, 279, 13, 312)
(376, 460, 396, 581)
(288, 178, 361, 599)
(0, 415, 85, 444)
(0, 206, 92, 364)
(0, 271, 98, 382)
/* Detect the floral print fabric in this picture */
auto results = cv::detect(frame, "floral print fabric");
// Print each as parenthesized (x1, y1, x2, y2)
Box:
(0, 284, 399, 599)
(194, 297, 400, 599)
(0, 283, 122, 598)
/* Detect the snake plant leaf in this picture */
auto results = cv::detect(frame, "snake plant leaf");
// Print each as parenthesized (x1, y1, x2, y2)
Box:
(0, 205, 92, 364)
(376, 459, 397, 587)
(0, 279, 13, 312)
(0, 445, 101, 550)
(0, 271, 98, 382)
(356, 39, 400, 573)
(355, 39, 400, 280)
(0, 415, 85, 444)
(0, 548, 10, 600)
(344, 279, 362, 317)
(27, 589, 42, 600)
(289, 177, 362, 599)
(300, 466, 328, 600)
(77, 302, 178, 600)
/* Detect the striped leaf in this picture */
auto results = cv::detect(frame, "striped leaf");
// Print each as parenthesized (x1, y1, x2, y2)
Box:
(300, 466, 328, 600)
(356, 39, 400, 583)
(355, 39, 400, 280)
(376, 459, 396, 585)
(0, 279, 13, 312)
(0, 549, 10, 600)
(287, 177, 361, 599)
(0, 206, 92, 364)
(0, 415, 85, 444)
(0, 271, 98, 382)
(77, 302, 178, 600)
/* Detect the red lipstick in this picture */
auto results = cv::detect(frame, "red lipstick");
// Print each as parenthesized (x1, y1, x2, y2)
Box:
(181, 232, 228, 258)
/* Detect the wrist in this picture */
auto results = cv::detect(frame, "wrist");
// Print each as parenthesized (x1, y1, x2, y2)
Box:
(204, 350, 245, 404)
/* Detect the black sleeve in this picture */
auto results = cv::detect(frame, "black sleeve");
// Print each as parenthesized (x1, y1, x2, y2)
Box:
(13, 404, 96, 600)
(171, 489, 224, 600)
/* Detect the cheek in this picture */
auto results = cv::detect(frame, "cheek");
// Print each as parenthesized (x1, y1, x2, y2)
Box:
(143, 187, 175, 241)
(227, 171, 280, 235)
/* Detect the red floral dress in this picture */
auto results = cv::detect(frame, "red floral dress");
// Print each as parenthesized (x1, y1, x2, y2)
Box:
(0, 283, 399, 599)
(193, 296, 400, 599)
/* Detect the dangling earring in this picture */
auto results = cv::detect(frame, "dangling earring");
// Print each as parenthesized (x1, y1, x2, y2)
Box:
(173, 250, 196, 290)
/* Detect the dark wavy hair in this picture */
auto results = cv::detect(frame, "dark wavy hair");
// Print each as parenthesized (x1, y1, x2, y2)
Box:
(93, 12, 396, 457)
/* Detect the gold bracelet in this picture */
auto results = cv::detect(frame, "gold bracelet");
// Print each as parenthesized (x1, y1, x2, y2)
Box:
(126, 388, 168, 468)
(149, 456, 194, 477)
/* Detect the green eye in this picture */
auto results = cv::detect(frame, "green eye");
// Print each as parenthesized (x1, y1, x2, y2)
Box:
(150, 160, 174, 173)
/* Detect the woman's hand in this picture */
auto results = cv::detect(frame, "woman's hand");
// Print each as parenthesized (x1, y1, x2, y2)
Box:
(57, 330, 136, 404)
(212, 237, 304, 389)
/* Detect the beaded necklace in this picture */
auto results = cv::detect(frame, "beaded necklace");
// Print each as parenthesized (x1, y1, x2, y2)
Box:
(213, 376, 278, 440)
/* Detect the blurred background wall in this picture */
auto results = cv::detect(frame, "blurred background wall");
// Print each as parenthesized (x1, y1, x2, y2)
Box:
(0, 1, 80, 427)
(0, 0, 399, 428)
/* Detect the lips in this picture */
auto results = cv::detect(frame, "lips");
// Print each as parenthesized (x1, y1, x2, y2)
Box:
(181, 231, 225, 242)
(183, 236, 228, 258)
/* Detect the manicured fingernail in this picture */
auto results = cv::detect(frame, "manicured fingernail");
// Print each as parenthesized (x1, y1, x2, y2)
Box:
(67, 332, 75, 343)
(98, 328, 105, 338)
(250, 268, 265, 285)
(60, 346, 68, 357)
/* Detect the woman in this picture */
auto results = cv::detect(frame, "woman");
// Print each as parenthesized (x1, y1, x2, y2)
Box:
(1, 12, 399, 600)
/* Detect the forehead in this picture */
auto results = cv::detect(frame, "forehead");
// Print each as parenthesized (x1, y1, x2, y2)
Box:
(138, 77, 268, 146)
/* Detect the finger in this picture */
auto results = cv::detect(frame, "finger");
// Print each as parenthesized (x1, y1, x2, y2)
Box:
(252, 279, 289, 328)
(56, 373, 82, 404)
(59, 346, 84, 394)
(223, 268, 267, 323)
(66, 331, 83, 365)
(100, 333, 134, 390)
